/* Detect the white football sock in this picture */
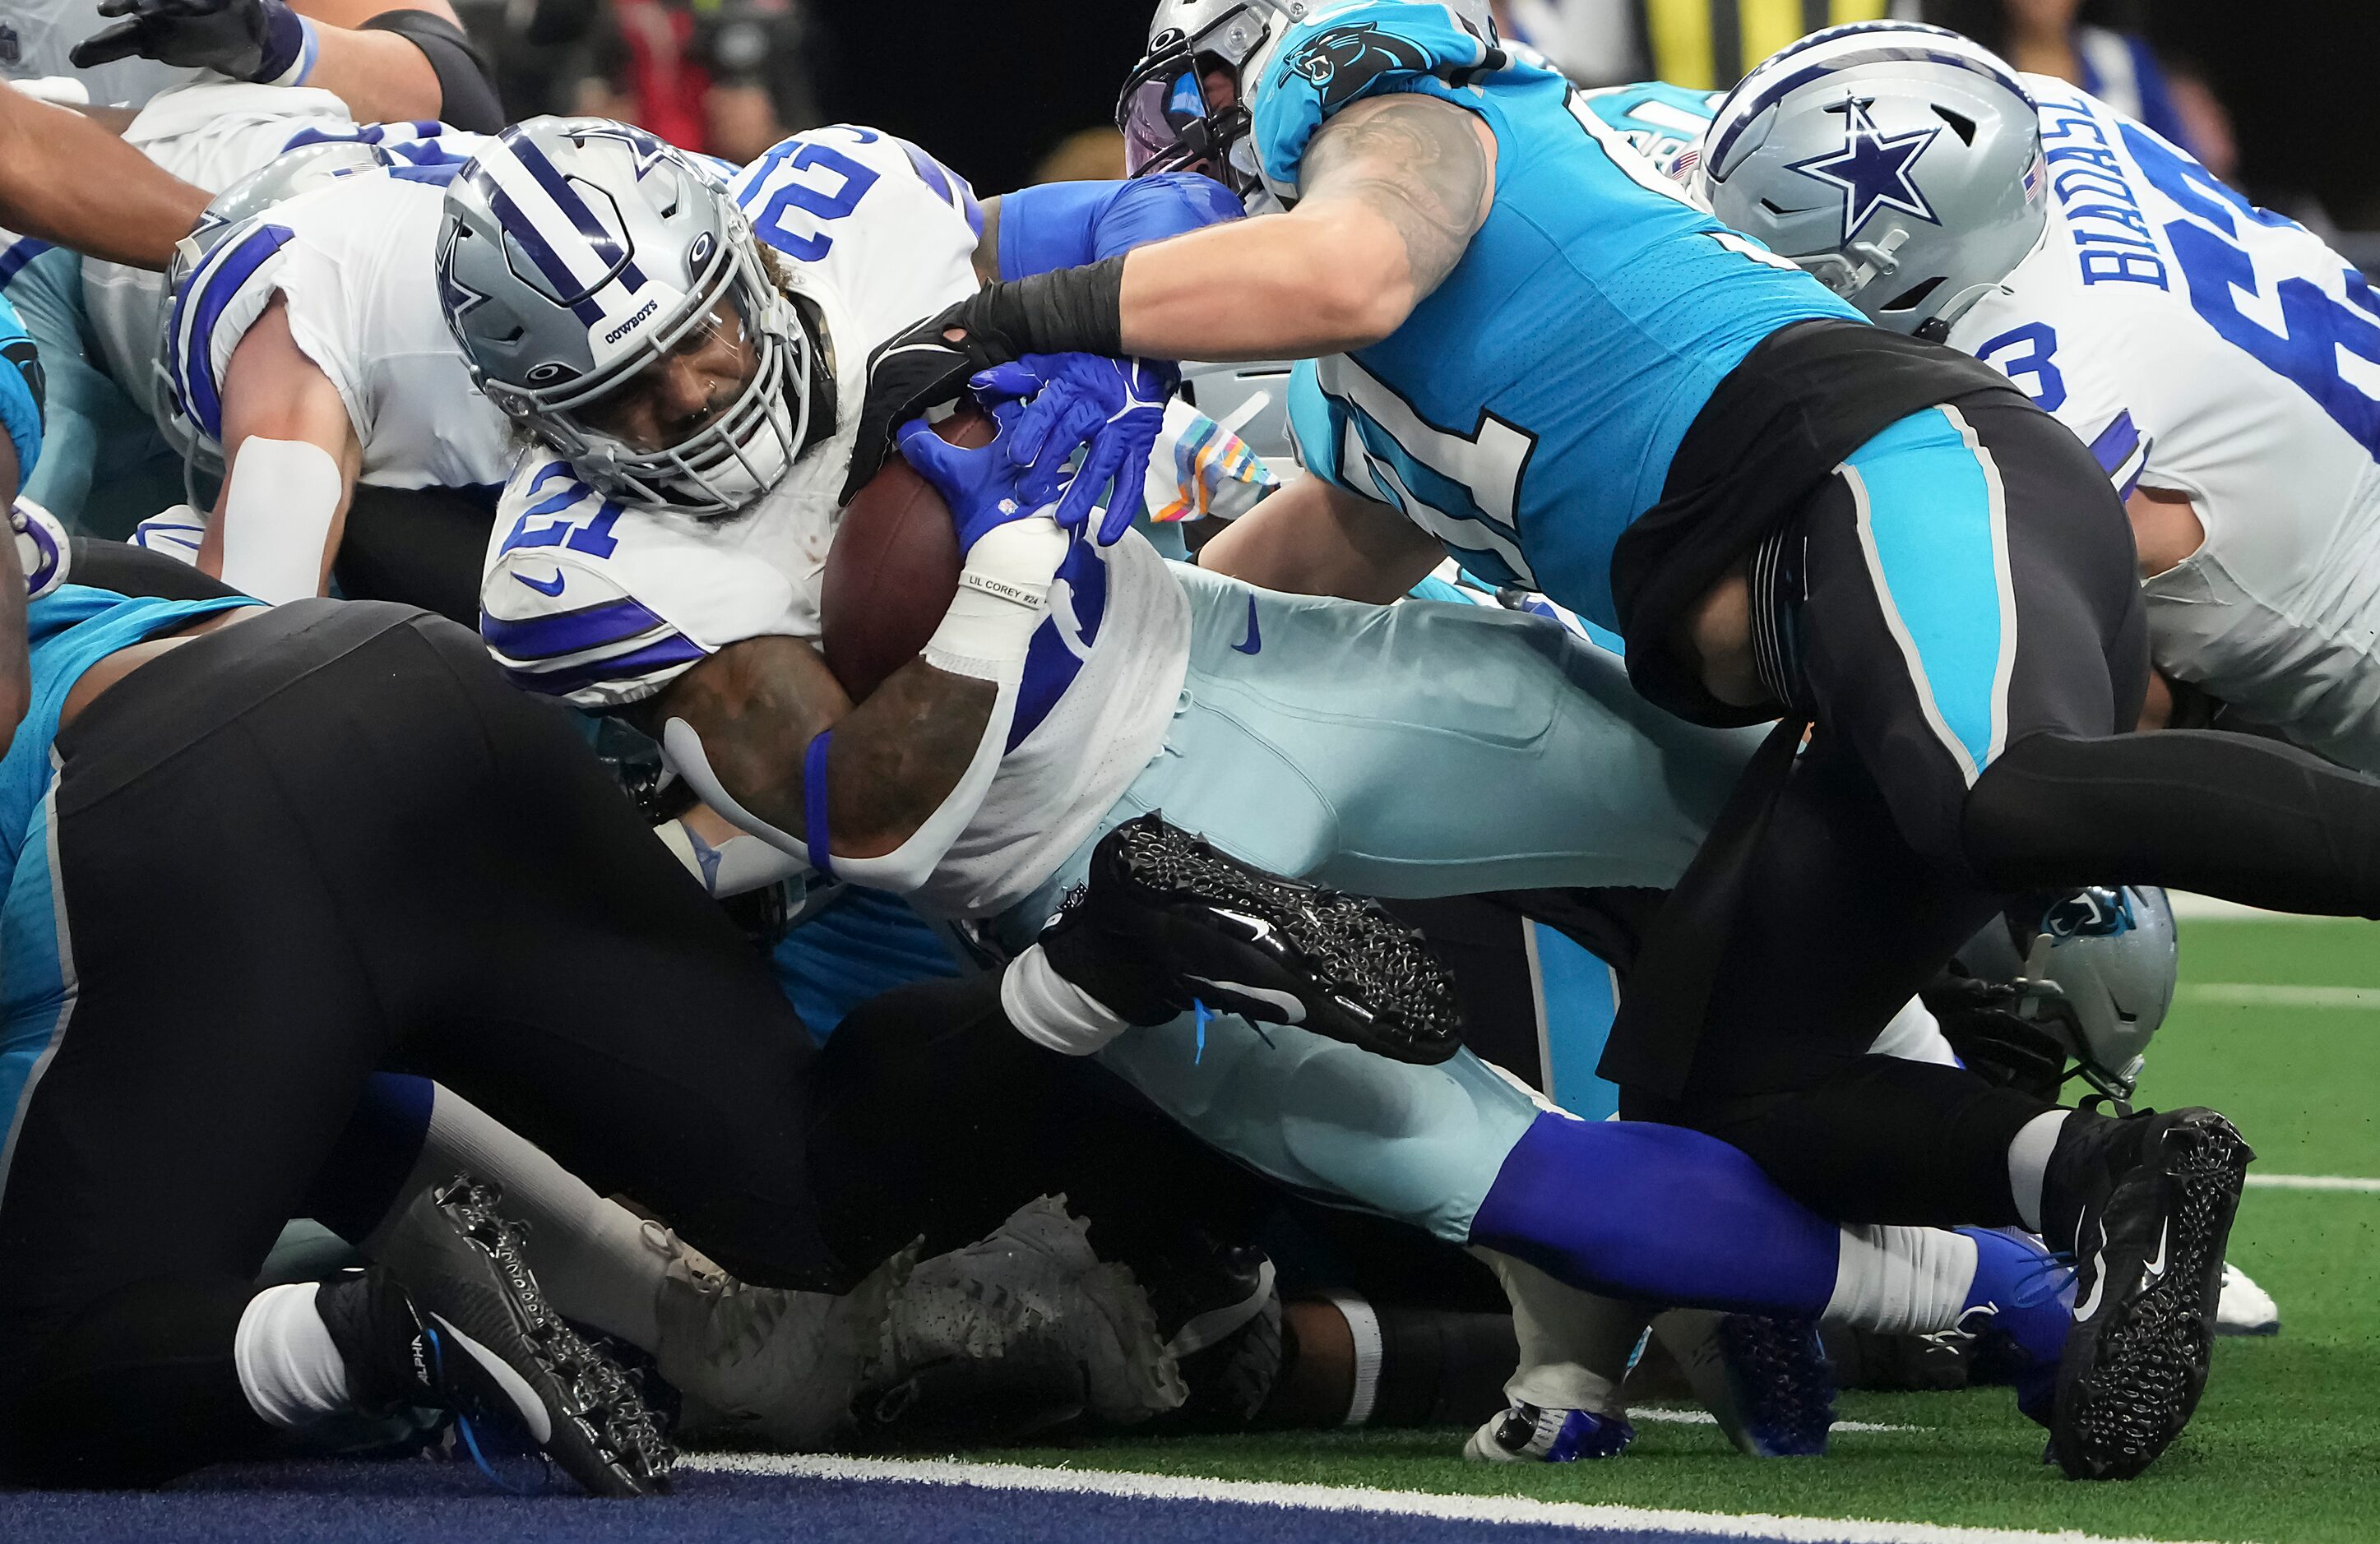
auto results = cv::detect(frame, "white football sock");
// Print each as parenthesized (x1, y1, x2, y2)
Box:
(1319, 1292, 1385, 1426)
(234, 1283, 354, 1429)
(1471, 1247, 1645, 1415)
(364, 1084, 666, 1349)
(1823, 1225, 1979, 1334)
(1001, 942, 1134, 1056)
(2007, 1109, 2071, 1234)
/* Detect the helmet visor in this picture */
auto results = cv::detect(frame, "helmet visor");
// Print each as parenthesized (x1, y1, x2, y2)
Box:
(1117, 39, 1253, 192)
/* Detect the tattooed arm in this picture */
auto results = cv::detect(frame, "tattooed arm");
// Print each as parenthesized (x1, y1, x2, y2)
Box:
(1115, 92, 1495, 360)
(631, 636, 998, 863)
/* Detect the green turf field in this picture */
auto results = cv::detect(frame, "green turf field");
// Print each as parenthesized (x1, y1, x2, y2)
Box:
(987, 916, 2380, 1542)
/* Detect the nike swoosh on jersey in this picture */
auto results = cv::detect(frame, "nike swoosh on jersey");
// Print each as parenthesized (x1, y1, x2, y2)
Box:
(1185, 974, 1308, 1025)
(513, 569, 567, 598)
(1232, 594, 1262, 654)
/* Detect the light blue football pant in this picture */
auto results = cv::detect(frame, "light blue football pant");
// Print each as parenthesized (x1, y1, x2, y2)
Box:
(1002, 563, 1766, 1242)
(3, 247, 184, 539)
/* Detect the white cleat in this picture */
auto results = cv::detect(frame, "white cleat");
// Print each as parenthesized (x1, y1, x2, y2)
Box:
(1464, 1402, 1636, 1463)
(2216, 1261, 2280, 1337)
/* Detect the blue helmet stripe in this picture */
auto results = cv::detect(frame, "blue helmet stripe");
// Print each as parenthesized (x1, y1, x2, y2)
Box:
(479, 178, 608, 325)
(175, 221, 296, 443)
(1710, 42, 2035, 180)
(502, 132, 651, 296)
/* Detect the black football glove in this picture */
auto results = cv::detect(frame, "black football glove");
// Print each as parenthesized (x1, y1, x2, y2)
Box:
(72, 0, 308, 81)
(1920, 969, 2069, 1102)
(838, 303, 1014, 506)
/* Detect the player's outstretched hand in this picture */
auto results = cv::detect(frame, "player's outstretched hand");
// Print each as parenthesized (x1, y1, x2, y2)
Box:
(897, 409, 1049, 555)
(972, 354, 1177, 546)
(841, 301, 1015, 507)
(72, 0, 307, 81)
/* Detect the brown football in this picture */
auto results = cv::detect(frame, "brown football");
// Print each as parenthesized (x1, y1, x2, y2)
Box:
(820, 403, 992, 700)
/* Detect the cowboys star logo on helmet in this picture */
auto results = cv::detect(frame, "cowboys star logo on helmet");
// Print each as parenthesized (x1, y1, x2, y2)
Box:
(1786, 97, 1942, 245)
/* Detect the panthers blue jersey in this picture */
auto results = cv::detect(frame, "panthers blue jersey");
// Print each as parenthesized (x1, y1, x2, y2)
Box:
(0, 289, 41, 495)
(1257, 2, 1858, 626)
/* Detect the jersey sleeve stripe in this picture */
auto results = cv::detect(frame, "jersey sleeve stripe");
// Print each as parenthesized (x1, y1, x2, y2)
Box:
(0, 239, 53, 289)
(171, 221, 297, 445)
(2086, 409, 2150, 497)
(498, 632, 707, 699)
(894, 136, 984, 235)
(479, 594, 674, 660)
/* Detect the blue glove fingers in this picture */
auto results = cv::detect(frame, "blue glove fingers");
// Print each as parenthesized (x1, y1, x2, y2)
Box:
(969, 359, 1050, 406)
(1099, 428, 1160, 546)
(1053, 429, 1124, 534)
(895, 416, 966, 492)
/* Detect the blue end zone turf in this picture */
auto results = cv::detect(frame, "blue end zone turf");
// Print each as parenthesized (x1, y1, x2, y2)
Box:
(0, 1457, 1921, 1544)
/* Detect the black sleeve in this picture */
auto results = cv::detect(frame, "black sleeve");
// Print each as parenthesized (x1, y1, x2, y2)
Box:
(360, 9, 505, 132)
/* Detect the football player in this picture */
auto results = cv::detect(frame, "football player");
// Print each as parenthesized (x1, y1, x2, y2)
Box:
(817, 0, 2380, 1476)
(1690, 23, 2380, 776)
(440, 115, 2157, 1473)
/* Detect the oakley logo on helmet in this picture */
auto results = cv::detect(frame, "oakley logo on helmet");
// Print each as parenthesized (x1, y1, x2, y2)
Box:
(1282, 22, 1428, 108)
(1786, 98, 1943, 244)
(687, 230, 716, 277)
(601, 298, 661, 346)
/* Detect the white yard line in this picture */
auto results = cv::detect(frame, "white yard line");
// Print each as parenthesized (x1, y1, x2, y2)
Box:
(2177, 984, 2379, 1010)
(2247, 1172, 2380, 1192)
(1630, 1407, 1920, 1434)
(682, 1451, 2241, 1544)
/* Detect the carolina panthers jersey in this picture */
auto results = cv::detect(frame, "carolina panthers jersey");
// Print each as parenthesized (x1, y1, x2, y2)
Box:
(1253, 2, 1859, 628)
(1946, 81, 2380, 770)
(479, 125, 1191, 920)
(159, 164, 507, 495)
(82, 83, 485, 428)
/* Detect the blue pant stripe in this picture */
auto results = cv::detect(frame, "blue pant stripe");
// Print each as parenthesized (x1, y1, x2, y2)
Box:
(1843, 404, 2016, 784)
(0, 788, 79, 1211)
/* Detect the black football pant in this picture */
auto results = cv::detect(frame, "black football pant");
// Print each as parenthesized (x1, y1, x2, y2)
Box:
(1622, 397, 2380, 1226)
(0, 593, 1265, 1487)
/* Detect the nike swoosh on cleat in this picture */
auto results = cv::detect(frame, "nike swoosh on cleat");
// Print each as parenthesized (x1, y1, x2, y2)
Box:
(2142, 1219, 2169, 1284)
(513, 569, 567, 597)
(2073, 1247, 2109, 1322)
(1186, 975, 1307, 1024)
(1232, 594, 1261, 654)
(430, 1313, 554, 1443)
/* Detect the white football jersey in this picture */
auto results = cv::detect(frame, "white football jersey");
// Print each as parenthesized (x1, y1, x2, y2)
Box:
(480, 125, 1191, 918)
(1948, 80, 2380, 770)
(157, 162, 511, 494)
(83, 83, 488, 431)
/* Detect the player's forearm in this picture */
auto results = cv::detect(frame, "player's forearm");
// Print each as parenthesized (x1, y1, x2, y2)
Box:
(1118, 207, 1416, 361)
(0, 92, 206, 270)
(295, 23, 444, 123)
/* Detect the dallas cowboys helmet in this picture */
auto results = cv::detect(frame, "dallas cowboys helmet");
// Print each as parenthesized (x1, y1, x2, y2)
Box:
(1956, 885, 2179, 1098)
(438, 118, 813, 518)
(1118, 0, 1494, 205)
(1697, 22, 2047, 339)
(154, 139, 393, 452)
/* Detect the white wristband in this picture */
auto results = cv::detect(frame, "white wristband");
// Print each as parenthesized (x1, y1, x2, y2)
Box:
(923, 515, 1067, 681)
(220, 437, 343, 603)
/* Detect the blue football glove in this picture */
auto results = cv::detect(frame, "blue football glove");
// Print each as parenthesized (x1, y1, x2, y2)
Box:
(972, 353, 1178, 546)
(896, 409, 1051, 554)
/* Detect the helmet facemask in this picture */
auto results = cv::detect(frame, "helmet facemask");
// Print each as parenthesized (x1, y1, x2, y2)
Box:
(487, 223, 810, 520)
(1117, 4, 1274, 201)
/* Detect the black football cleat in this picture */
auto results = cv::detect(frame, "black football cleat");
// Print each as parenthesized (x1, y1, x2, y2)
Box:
(1039, 811, 1464, 1065)
(2040, 1104, 2253, 1480)
(322, 1176, 673, 1496)
(1139, 1229, 1283, 1431)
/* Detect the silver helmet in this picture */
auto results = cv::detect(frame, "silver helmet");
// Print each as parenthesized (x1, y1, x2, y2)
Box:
(1956, 886, 2179, 1098)
(1118, 0, 1494, 204)
(155, 140, 394, 455)
(437, 118, 813, 518)
(1697, 21, 2048, 338)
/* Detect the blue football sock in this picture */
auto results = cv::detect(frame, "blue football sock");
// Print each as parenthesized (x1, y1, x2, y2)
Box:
(1469, 1112, 1839, 1313)
(1959, 1225, 2074, 1423)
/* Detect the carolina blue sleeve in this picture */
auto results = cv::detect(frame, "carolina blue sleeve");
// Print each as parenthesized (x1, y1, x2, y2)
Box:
(997, 173, 1244, 280)
(1249, 0, 1513, 199)
(0, 292, 42, 495)
(1285, 359, 1358, 492)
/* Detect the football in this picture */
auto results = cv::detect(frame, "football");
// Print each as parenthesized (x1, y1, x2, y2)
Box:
(819, 402, 993, 700)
